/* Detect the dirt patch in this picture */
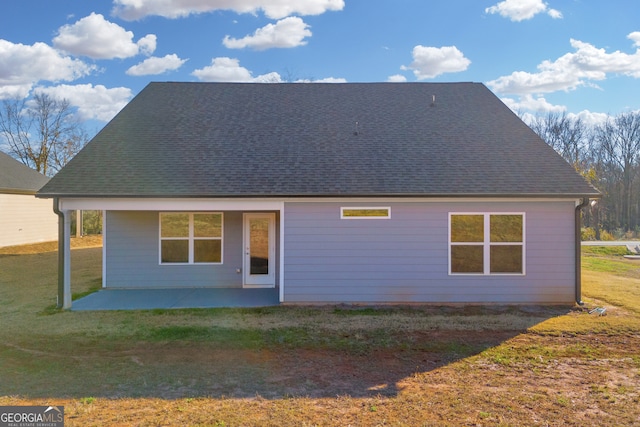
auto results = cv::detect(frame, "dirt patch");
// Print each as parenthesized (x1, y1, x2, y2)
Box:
(2, 332, 639, 426)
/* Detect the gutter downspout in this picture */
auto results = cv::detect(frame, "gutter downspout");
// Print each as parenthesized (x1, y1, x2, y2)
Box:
(53, 198, 66, 309)
(575, 198, 590, 305)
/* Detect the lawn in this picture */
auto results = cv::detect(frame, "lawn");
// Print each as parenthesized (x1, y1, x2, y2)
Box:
(0, 239, 639, 426)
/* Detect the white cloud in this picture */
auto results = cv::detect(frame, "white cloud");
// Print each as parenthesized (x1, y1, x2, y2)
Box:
(568, 110, 609, 128)
(113, 0, 345, 20)
(137, 34, 158, 56)
(53, 13, 156, 59)
(295, 77, 347, 83)
(401, 45, 470, 79)
(0, 39, 94, 99)
(252, 72, 284, 83)
(629, 31, 640, 47)
(518, 109, 609, 129)
(192, 57, 252, 82)
(501, 94, 566, 114)
(313, 77, 347, 83)
(485, 0, 562, 22)
(126, 54, 187, 76)
(223, 17, 311, 50)
(35, 84, 132, 122)
(547, 8, 562, 19)
(191, 57, 282, 82)
(387, 74, 407, 83)
(487, 34, 640, 95)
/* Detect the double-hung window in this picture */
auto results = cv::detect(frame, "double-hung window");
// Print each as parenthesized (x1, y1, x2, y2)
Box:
(160, 213, 223, 264)
(449, 213, 525, 275)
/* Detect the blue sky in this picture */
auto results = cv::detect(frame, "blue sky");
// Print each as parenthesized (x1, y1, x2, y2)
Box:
(1, 0, 639, 129)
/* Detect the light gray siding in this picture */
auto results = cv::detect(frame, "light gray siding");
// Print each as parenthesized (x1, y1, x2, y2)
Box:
(283, 201, 576, 304)
(105, 211, 245, 288)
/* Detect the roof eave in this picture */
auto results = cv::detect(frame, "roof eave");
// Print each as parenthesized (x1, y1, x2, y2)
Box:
(36, 191, 602, 199)
(1, 188, 38, 196)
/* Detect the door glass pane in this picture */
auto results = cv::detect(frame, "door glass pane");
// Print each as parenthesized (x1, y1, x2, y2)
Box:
(250, 218, 269, 275)
(451, 215, 484, 242)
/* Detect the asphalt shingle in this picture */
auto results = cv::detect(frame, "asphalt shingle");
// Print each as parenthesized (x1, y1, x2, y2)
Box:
(37, 82, 599, 198)
(0, 151, 49, 194)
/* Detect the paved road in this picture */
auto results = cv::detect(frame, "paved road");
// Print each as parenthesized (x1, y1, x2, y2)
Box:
(581, 241, 640, 246)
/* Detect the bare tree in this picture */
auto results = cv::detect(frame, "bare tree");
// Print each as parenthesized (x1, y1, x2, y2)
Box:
(593, 111, 640, 231)
(528, 111, 587, 168)
(525, 110, 640, 236)
(0, 93, 88, 176)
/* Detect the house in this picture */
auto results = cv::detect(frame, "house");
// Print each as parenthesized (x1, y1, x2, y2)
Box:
(0, 151, 58, 248)
(37, 82, 599, 309)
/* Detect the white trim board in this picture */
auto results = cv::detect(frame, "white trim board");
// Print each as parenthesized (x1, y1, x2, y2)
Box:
(58, 198, 285, 211)
(56, 197, 583, 211)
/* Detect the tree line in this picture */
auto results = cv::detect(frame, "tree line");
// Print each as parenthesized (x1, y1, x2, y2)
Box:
(527, 111, 640, 239)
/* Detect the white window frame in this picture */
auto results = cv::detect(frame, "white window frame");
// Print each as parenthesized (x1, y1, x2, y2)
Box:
(340, 207, 391, 219)
(448, 212, 525, 276)
(159, 212, 224, 265)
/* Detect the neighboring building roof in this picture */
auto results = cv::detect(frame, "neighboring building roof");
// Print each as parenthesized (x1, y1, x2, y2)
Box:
(38, 82, 599, 199)
(0, 151, 49, 195)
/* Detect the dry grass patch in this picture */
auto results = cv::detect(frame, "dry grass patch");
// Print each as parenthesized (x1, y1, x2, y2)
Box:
(0, 235, 102, 255)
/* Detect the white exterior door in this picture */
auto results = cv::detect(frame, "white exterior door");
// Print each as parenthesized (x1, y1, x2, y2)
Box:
(243, 213, 276, 287)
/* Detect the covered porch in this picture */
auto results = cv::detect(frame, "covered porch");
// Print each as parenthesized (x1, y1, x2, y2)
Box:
(54, 197, 285, 309)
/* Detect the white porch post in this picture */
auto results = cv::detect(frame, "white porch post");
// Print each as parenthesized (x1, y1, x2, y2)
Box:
(54, 198, 72, 309)
(62, 210, 72, 309)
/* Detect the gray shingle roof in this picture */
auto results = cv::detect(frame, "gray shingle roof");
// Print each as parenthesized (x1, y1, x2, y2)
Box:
(0, 151, 49, 194)
(37, 82, 599, 198)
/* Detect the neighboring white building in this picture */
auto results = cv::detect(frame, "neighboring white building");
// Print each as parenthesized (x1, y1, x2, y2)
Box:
(0, 151, 57, 248)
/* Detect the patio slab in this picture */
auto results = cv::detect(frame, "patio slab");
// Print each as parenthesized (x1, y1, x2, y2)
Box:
(71, 287, 280, 311)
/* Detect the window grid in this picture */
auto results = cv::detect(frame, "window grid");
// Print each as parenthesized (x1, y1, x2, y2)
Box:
(449, 213, 525, 276)
(159, 212, 223, 265)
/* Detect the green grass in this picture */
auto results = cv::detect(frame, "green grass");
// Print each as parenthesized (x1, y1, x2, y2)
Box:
(333, 306, 401, 316)
(579, 246, 640, 314)
(581, 245, 631, 256)
(581, 245, 640, 275)
(144, 325, 264, 347)
(582, 256, 639, 275)
(72, 278, 102, 300)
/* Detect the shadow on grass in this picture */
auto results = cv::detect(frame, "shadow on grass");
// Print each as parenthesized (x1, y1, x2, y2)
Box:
(0, 305, 572, 400)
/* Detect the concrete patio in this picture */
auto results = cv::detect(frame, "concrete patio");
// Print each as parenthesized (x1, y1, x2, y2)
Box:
(71, 287, 280, 311)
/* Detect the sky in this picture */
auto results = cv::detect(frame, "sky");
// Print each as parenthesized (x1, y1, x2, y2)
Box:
(1, 0, 639, 132)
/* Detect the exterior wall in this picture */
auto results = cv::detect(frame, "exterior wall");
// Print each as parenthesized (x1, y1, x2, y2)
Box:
(283, 201, 577, 304)
(105, 211, 245, 288)
(0, 193, 58, 248)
